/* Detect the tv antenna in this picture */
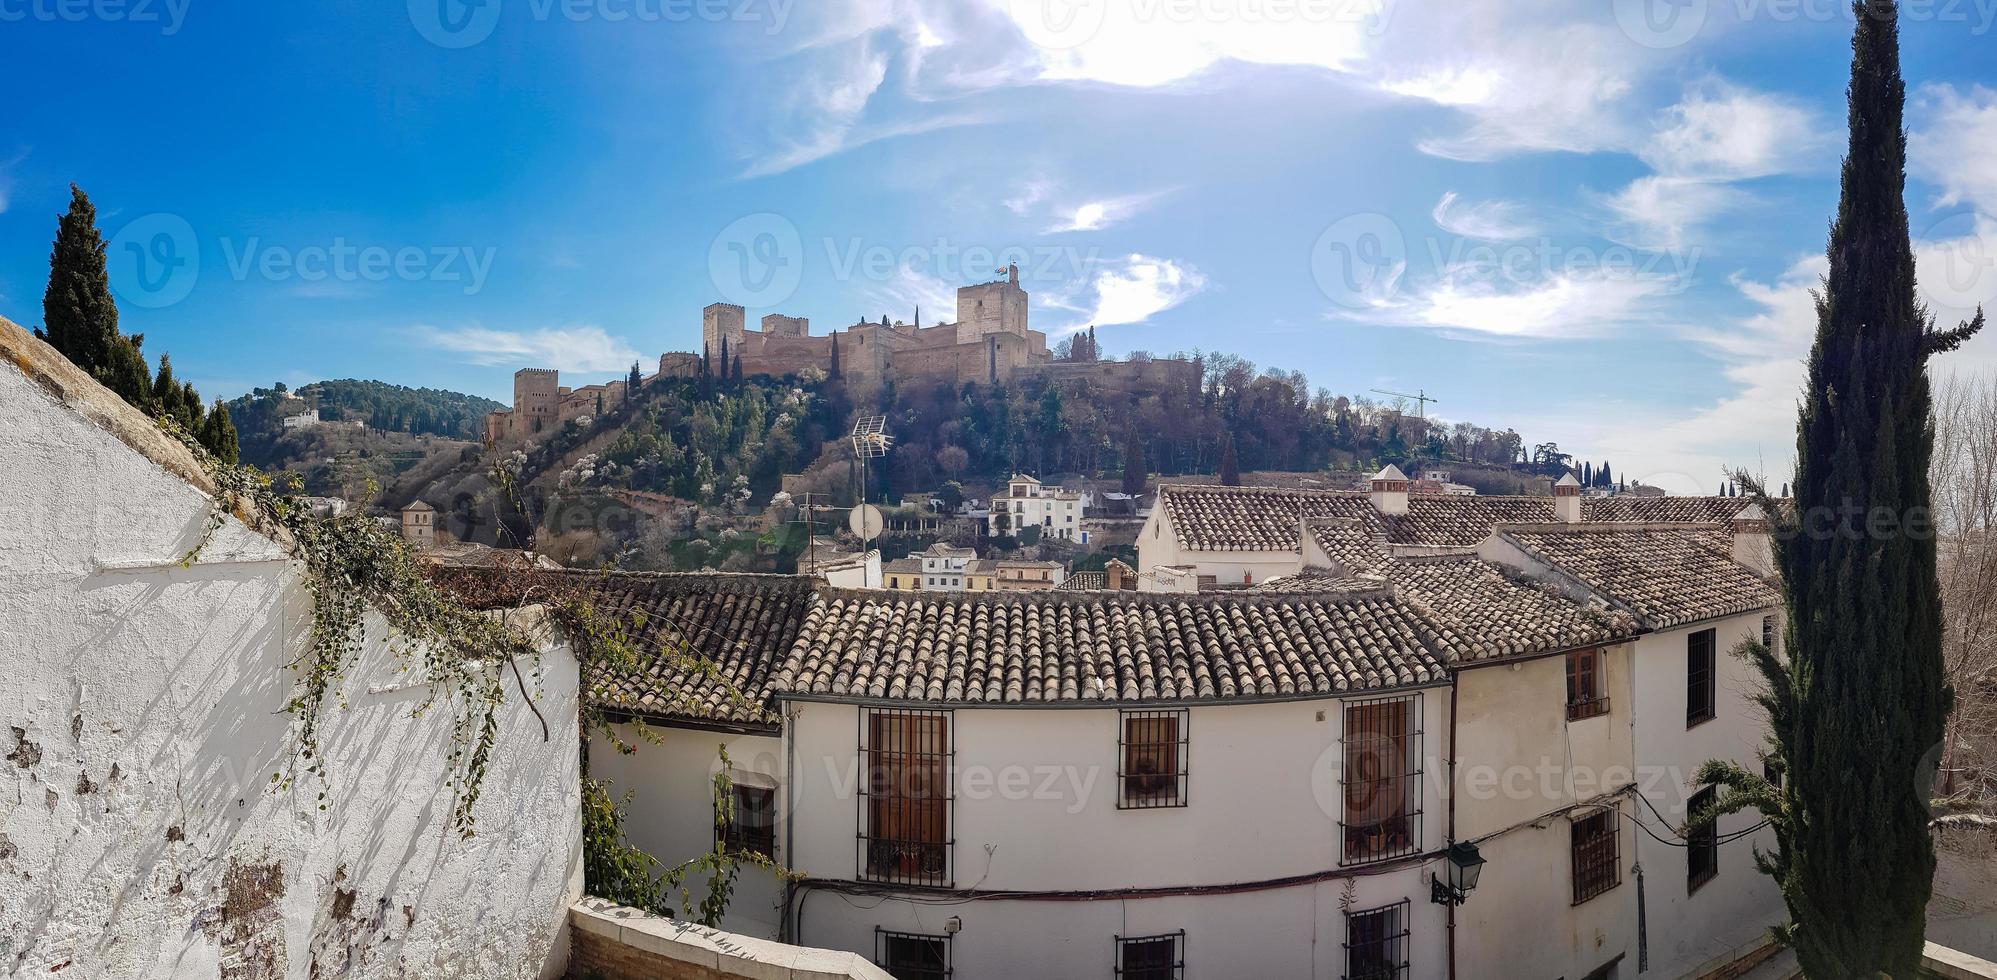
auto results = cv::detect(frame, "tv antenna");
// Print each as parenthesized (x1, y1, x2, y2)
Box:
(1370, 388, 1439, 420)
(850, 416, 892, 585)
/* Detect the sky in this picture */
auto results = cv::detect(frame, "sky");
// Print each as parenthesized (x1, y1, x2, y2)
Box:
(2, 0, 1995, 493)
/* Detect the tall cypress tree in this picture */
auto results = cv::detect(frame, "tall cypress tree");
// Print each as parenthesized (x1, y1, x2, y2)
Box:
(201, 401, 239, 465)
(828, 331, 843, 380)
(1219, 433, 1240, 487)
(41, 184, 151, 405)
(1696, 4, 1982, 975)
(1122, 429, 1146, 496)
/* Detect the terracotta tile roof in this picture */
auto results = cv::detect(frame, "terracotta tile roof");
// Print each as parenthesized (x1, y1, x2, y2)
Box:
(772, 589, 1447, 703)
(1500, 525, 1780, 629)
(1380, 557, 1637, 661)
(1056, 571, 1107, 591)
(1157, 484, 1759, 554)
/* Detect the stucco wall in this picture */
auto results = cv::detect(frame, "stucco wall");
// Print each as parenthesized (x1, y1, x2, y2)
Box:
(0, 339, 583, 979)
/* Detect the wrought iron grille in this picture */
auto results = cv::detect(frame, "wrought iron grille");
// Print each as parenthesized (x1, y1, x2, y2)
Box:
(1687, 786, 1718, 891)
(1115, 931, 1185, 979)
(858, 708, 953, 885)
(1118, 709, 1189, 808)
(1687, 629, 1717, 725)
(876, 929, 951, 979)
(1344, 900, 1410, 980)
(1566, 648, 1610, 721)
(717, 783, 776, 858)
(1341, 694, 1424, 864)
(1570, 807, 1621, 904)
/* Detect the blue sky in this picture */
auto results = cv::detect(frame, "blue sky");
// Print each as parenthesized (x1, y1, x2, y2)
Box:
(2, 0, 1995, 491)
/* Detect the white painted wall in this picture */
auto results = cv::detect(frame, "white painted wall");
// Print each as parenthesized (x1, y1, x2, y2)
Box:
(1453, 648, 1638, 980)
(588, 723, 788, 939)
(1629, 613, 1786, 978)
(0, 352, 582, 979)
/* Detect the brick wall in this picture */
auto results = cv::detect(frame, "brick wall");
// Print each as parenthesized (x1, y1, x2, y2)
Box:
(566, 899, 892, 980)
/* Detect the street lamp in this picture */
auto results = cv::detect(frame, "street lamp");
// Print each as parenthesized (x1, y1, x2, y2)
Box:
(1430, 841, 1485, 906)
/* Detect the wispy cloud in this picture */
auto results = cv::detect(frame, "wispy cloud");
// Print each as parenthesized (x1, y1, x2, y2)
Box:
(1599, 176, 1752, 251)
(419, 325, 642, 372)
(1912, 83, 1997, 215)
(1044, 253, 1207, 334)
(1638, 79, 1827, 180)
(1358, 266, 1681, 341)
(1431, 191, 1537, 240)
(1047, 189, 1171, 233)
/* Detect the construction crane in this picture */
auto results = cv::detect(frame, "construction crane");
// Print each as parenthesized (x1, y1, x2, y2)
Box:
(1370, 388, 1439, 420)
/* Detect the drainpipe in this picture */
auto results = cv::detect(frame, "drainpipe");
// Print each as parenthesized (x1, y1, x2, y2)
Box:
(1446, 678, 1460, 980)
(781, 702, 799, 944)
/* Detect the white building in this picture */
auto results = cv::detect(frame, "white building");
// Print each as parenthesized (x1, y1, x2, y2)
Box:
(986, 473, 1088, 543)
(917, 542, 976, 589)
(281, 407, 321, 428)
(0, 317, 579, 978)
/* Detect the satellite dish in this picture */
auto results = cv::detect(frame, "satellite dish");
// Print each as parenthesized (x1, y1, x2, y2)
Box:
(849, 504, 884, 539)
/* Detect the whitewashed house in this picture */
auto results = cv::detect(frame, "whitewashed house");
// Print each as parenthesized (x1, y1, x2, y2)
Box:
(917, 542, 976, 590)
(987, 473, 1088, 543)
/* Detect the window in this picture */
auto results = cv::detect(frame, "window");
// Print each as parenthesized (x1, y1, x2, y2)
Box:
(1566, 648, 1610, 721)
(1119, 710, 1188, 808)
(1115, 932, 1184, 980)
(860, 709, 951, 884)
(1763, 757, 1784, 790)
(717, 783, 775, 858)
(1687, 786, 1718, 892)
(876, 930, 950, 979)
(1342, 695, 1424, 864)
(1570, 807, 1621, 903)
(1687, 629, 1717, 726)
(1344, 901, 1410, 980)
(1762, 614, 1779, 656)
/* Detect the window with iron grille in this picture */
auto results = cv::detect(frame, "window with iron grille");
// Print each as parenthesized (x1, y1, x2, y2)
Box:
(876, 929, 950, 979)
(1119, 709, 1189, 808)
(1566, 648, 1610, 721)
(1763, 757, 1784, 790)
(1342, 695, 1424, 864)
(1687, 786, 1718, 892)
(859, 708, 952, 885)
(1344, 900, 1410, 980)
(1570, 807, 1621, 904)
(1687, 629, 1717, 727)
(717, 783, 775, 858)
(1115, 932, 1184, 979)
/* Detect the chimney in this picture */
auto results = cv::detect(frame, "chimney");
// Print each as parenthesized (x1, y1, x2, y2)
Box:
(1553, 472, 1582, 523)
(1731, 502, 1775, 577)
(1370, 464, 1411, 516)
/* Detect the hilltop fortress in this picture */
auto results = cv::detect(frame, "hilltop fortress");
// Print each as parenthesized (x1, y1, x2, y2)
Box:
(483, 267, 1199, 447)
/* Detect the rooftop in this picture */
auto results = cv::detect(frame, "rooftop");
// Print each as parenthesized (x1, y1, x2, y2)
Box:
(1498, 524, 1781, 629)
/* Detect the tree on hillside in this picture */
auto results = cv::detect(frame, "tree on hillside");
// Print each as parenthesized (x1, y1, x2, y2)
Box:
(1693, 4, 1984, 974)
(201, 401, 239, 465)
(628, 361, 642, 394)
(1219, 433, 1240, 486)
(1122, 429, 1146, 496)
(828, 332, 842, 379)
(40, 184, 151, 404)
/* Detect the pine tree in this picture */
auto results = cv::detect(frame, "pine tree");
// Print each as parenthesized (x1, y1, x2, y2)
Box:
(1694, 4, 1983, 975)
(41, 185, 151, 405)
(1219, 433, 1240, 487)
(200, 401, 239, 465)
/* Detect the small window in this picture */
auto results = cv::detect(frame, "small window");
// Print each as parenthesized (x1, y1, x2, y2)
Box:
(876, 930, 950, 979)
(1344, 901, 1410, 980)
(1116, 932, 1184, 980)
(1566, 648, 1609, 721)
(1762, 614, 1779, 656)
(717, 783, 775, 858)
(1687, 786, 1718, 892)
(1570, 807, 1620, 904)
(1687, 629, 1717, 727)
(1763, 757, 1784, 790)
(1120, 710, 1189, 808)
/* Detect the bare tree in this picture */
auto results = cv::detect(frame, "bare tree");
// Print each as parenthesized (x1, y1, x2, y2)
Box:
(1933, 372, 1997, 807)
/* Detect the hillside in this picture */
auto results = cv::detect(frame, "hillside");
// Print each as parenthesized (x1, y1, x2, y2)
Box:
(222, 379, 498, 502)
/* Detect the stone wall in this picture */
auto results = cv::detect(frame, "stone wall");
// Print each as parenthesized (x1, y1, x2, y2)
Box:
(0, 316, 583, 979)
(567, 899, 891, 980)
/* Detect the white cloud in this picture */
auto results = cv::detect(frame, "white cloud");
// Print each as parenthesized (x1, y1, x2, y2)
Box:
(1362, 266, 1681, 341)
(1912, 84, 1997, 215)
(1639, 80, 1827, 180)
(1048, 190, 1170, 233)
(1600, 176, 1752, 251)
(993, 0, 1378, 88)
(1045, 253, 1207, 334)
(420, 325, 643, 373)
(1431, 191, 1537, 240)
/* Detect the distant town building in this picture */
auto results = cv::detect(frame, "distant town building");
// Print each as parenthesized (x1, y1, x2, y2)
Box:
(987, 473, 1088, 543)
(400, 500, 436, 551)
(280, 408, 320, 429)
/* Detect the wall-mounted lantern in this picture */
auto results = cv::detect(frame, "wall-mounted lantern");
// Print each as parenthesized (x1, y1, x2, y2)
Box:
(1430, 841, 1486, 906)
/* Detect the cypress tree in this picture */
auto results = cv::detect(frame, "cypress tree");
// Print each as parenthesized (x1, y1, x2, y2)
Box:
(1694, 4, 1983, 975)
(41, 184, 151, 405)
(828, 332, 843, 380)
(732, 353, 744, 383)
(1122, 429, 1146, 496)
(200, 401, 239, 465)
(1219, 433, 1240, 487)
